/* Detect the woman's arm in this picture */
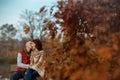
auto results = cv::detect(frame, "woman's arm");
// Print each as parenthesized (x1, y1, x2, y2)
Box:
(17, 53, 29, 69)
(36, 51, 46, 67)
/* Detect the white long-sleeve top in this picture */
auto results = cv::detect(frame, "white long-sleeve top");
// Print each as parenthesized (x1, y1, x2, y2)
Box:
(17, 52, 29, 69)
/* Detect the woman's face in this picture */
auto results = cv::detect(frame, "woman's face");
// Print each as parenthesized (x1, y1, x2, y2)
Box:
(31, 42, 36, 50)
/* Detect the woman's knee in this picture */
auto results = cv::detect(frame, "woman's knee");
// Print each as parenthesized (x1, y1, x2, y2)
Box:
(10, 72, 20, 80)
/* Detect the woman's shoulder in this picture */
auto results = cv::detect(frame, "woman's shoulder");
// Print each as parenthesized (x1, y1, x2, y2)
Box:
(39, 50, 44, 53)
(39, 50, 46, 56)
(31, 50, 45, 56)
(39, 50, 45, 55)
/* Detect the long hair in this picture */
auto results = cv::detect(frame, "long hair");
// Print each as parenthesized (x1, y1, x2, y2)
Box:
(32, 39, 43, 51)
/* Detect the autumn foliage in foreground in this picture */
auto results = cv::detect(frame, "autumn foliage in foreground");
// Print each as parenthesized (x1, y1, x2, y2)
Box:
(43, 0, 120, 80)
(25, 0, 120, 80)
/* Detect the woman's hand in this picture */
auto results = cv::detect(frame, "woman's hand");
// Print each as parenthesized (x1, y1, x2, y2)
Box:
(28, 65, 32, 68)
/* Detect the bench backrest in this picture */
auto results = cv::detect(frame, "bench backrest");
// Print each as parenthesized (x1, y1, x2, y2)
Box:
(10, 64, 17, 72)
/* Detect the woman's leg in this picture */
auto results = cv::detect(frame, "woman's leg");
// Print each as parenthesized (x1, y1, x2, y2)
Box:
(24, 68, 34, 80)
(10, 71, 24, 80)
(32, 71, 40, 80)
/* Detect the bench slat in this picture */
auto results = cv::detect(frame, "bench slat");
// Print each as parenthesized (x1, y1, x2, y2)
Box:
(10, 64, 17, 72)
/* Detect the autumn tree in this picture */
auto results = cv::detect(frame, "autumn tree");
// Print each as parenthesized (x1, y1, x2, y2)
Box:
(0, 24, 17, 40)
(20, 7, 47, 39)
(43, 0, 120, 80)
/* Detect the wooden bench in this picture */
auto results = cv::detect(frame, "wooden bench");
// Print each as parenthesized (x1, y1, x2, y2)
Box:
(10, 64, 44, 80)
(10, 64, 17, 72)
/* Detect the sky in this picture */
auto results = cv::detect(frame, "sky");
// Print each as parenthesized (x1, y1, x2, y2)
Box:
(0, 0, 58, 40)
(0, 0, 57, 26)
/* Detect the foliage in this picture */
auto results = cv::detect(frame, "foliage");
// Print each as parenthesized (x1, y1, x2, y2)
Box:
(0, 24, 17, 40)
(42, 0, 120, 80)
(20, 7, 47, 39)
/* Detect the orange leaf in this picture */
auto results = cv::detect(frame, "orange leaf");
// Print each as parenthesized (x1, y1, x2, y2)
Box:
(24, 26, 30, 34)
(97, 46, 112, 60)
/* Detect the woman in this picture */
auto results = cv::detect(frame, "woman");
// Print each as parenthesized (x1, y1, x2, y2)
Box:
(10, 41, 32, 80)
(24, 39, 46, 80)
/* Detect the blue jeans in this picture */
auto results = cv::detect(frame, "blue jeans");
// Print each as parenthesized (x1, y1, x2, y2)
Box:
(10, 71, 25, 80)
(24, 68, 40, 80)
